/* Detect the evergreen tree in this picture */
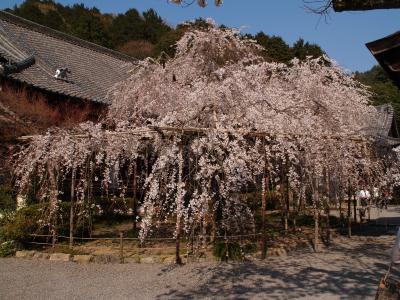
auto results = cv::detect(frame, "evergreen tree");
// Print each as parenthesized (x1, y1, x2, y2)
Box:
(254, 32, 292, 63)
(142, 9, 170, 44)
(292, 38, 325, 60)
(110, 9, 145, 47)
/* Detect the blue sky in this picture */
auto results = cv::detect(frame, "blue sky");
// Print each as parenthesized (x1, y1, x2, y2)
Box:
(2, 0, 399, 72)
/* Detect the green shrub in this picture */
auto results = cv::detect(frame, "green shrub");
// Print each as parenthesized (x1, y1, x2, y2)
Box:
(0, 202, 92, 245)
(213, 241, 242, 262)
(295, 214, 314, 227)
(0, 240, 16, 257)
(265, 228, 278, 238)
(0, 204, 44, 243)
(0, 185, 16, 211)
(242, 242, 257, 254)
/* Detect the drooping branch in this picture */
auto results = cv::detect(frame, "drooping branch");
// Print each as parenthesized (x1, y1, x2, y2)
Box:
(169, 0, 223, 8)
(12, 25, 399, 251)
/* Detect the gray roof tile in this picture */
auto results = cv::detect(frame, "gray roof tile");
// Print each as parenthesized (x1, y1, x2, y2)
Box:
(0, 11, 136, 104)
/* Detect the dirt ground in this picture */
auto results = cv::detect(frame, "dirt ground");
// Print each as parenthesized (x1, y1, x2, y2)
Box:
(1, 206, 400, 300)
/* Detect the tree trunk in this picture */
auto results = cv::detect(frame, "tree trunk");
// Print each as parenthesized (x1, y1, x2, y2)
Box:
(333, 0, 400, 12)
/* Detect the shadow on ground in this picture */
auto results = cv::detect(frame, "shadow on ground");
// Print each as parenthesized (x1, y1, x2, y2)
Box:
(158, 233, 399, 299)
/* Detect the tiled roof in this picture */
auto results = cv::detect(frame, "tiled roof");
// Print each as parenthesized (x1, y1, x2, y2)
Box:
(366, 31, 400, 89)
(0, 11, 137, 104)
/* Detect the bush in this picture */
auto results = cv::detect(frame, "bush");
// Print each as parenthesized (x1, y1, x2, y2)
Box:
(0, 202, 92, 245)
(0, 185, 15, 211)
(295, 214, 314, 227)
(0, 204, 44, 243)
(242, 242, 257, 254)
(0, 240, 16, 257)
(213, 241, 242, 262)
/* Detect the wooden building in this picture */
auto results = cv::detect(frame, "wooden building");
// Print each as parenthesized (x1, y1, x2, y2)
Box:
(0, 10, 136, 184)
(366, 31, 400, 89)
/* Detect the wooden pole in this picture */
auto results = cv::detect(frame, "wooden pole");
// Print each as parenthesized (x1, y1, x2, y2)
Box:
(119, 232, 124, 264)
(48, 164, 58, 248)
(261, 173, 267, 260)
(132, 163, 137, 233)
(325, 170, 331, 245)
(175, 143, 184, 265)
(285, 174, 290, 232)
(338, 193, 343, 226)
(313, 189, 319, 253)
(347, 182, 352, 238)
(353, 195, 357, 223)
(261, 138, 268, 260)
(69, 169, 76, 249)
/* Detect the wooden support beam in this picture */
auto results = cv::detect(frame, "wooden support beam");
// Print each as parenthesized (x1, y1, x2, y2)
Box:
(17, 126, 368, 143)
(333, 0, 400, 12)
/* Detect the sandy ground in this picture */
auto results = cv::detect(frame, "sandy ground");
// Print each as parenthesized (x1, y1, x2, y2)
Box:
(1, 207, 400, 300)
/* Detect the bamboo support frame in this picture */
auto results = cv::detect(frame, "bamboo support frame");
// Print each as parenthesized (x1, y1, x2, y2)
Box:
(17, 125, 369, 142)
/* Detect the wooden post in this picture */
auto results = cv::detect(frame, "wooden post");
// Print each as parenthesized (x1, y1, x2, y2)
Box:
(314, 207, 319, 252)
(285, 175, 290, 232)
(347, 182, 352, 238)
(175, 231, 182, 265)
(325, 171, 331, 245)
(312, 177, 319, 253)
(225, 235, 229, 262)
(69, 169, 76, 249)
(338, 194, 344, 226)
(175, 143, 184, 265)
(261, 173, 267, 260)
(132, 163, 137, 233)
(325, 205, 331, 245)
(261, 138, 268, 260)
(119, 232, 124, 264)
(353, 196, 357, 223)
(48, 164, 58, 248)
(368, 189, 371, 221)
(313, 190, 319, 253)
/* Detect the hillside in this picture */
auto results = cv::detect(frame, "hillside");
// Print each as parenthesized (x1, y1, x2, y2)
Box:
(6, 0, 324, 62)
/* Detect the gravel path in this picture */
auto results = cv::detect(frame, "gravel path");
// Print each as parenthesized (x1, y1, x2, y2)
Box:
(2, 206, 400, 300)
(0, 233, 398, 300)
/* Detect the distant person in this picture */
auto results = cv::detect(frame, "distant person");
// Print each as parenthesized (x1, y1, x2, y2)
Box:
(357, 188, 370, 222)
(378, 190, 389, 210)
